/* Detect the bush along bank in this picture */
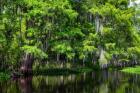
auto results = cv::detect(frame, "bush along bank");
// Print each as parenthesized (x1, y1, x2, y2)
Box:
(121, 66, 140, 74)
(0, 72, 10, 81)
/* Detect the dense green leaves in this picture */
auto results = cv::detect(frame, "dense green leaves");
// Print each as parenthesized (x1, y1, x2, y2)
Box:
(0, 0, 140, 70)
(21, 45, 48, 59)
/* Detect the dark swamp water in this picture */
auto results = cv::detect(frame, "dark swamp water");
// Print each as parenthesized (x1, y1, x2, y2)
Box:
(0, 71, 140, 93)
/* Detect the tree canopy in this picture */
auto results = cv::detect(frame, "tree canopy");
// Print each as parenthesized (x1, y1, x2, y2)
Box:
(0, 0, 140, 70)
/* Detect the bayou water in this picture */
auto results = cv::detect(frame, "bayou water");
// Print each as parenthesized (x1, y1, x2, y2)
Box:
(0, 71, 140, 93)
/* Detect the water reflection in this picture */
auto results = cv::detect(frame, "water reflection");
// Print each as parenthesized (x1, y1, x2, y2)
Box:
(20, 77, 33, 93)
(1, 71, 140, 93)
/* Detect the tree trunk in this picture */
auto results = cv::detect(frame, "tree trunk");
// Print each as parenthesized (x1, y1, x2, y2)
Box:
(57, 53, 60, 62)
(20, 53, 34, 75)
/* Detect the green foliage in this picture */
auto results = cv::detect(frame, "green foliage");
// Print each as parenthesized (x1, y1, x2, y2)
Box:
(1, 0, 140, 71)
(52, 42, 72, 53)
(0, 72, 10, 81)
(21, 45, 48, 59)
(128, 47, 140, 58)
(121, 66, 140, 74)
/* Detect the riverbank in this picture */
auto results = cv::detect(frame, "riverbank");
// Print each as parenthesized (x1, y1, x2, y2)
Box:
(121, 66, 140, 74)
(0, 67, 94, 81)
(33, 67, 94, 75)
(2, 65, 140, 81)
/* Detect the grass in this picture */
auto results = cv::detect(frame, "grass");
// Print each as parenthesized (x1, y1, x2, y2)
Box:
(121, 66, 140, 74)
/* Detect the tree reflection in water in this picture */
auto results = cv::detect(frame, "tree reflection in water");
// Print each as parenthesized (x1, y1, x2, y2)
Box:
(19, 77, 33, 93)
(1, 71, 140, 93)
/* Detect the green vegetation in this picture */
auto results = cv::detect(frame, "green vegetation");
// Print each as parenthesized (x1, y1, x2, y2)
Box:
(33, 67, 93, 75)
(0, 72, 10, 81)
(121, 66, 140, 74)
(0, 0, 140, 75)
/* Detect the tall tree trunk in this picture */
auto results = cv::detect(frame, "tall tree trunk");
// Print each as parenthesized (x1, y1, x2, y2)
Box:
(57, 53, 60, 62)
(20, 53, 34, 75)
(95, 14, 107, 68)
(95, 14, 100, 33)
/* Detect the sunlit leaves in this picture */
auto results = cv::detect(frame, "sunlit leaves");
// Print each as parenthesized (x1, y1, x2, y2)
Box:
(89, 3, 117, 17)
(1, 0, 140, 68)
(21, 45, 48, 59)
(128, 47, 140, 58)
(52, 42, 72, 54)
(83, 33, 97, 52)
(0, 31, 6, 52)
(105, 43, 115, 51)
(63, 9, 78, 19)
(57, 27, 84, 39)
